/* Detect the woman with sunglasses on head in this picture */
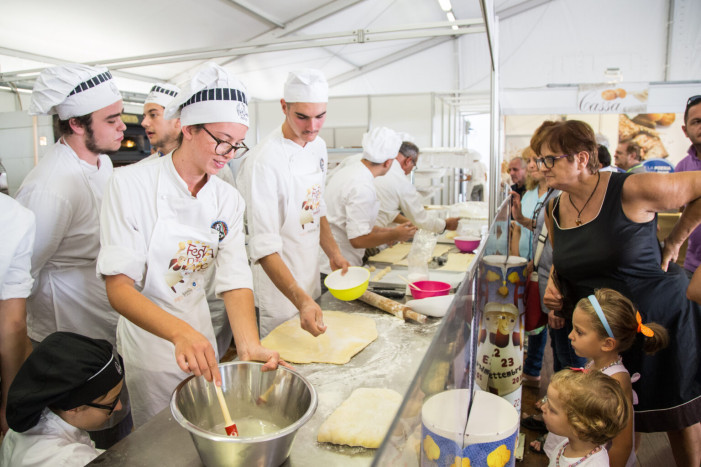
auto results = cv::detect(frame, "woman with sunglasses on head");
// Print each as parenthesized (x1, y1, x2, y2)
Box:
(1, 332, 124, 467)
(536, 119, 701, 467)
(97, 62, 286, 428)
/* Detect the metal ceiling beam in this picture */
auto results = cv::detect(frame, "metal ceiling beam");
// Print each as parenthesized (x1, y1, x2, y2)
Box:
(0, 19, 483, 82)
(224, 0, 285, 28)
(328, 35, 458, 86)
(181, 0, 367, 80)
(0, 47, 161, 84)
(496, 0, 553, 20)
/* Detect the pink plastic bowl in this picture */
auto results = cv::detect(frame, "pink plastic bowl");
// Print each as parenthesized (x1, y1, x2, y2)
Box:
(410, 280, 452, 299)
(454, 236, 481, 253)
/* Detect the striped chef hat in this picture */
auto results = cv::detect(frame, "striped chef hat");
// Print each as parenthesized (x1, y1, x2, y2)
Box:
(29, 64, 122, 120)
(144, 82, 181, 109)
(164, 62, 248, 127)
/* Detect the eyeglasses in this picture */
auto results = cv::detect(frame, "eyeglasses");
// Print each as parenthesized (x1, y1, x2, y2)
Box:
(687, 95, 701, 112)
(85, 394, 121, 415)
(535, 154, 570, 170)
(202, 126, 249, 158)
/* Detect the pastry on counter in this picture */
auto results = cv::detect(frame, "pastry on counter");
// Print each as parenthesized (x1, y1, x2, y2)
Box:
(317, 387, 402, 448)
(261, 311, 377, 364)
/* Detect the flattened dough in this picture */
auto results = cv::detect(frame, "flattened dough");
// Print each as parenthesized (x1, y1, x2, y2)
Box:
(261, 311, 377, 364)
(317, 388, 403, 448)
(438, 253, 476, 271)
(368, 243, 412, 263)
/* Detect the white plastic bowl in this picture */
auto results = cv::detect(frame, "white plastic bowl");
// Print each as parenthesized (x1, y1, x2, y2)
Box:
(406, 294, 455, 317)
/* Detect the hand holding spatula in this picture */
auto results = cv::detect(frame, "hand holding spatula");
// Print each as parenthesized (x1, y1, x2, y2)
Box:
(214, 383, 238, 436)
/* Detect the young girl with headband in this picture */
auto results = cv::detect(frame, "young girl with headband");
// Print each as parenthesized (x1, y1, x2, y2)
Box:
(542, 369, 630, 466)
(542, 288, 669, 466)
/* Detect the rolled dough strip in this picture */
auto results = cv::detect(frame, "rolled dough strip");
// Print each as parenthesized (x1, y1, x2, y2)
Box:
(317, 388, 403, 448)
(371, 266, 391, 282)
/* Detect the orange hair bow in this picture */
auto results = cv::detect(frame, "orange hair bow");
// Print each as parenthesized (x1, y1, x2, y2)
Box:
(636, 311, 654, 337)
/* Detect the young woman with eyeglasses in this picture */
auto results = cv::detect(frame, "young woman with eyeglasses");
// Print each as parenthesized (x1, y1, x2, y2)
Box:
(97, 63, 287, 429)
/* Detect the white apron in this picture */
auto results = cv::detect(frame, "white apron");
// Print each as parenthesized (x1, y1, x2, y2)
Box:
(119, 171, 220, 428)
(255, 147, 325, 337)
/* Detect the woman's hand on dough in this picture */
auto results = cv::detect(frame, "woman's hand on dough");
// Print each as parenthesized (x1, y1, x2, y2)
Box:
(299, 299, 327, 337)
(543, 275, 563, 312)
(173, 326, 222, 385)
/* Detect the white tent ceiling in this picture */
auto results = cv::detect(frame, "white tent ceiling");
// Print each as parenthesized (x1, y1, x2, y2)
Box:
(0, 0, 699, 108)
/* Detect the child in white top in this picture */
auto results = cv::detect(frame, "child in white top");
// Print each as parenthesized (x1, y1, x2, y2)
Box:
(542, 369, 629, 467)
(543, 288, 668, 466)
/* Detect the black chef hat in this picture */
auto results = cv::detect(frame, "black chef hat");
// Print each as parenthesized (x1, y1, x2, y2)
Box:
(6, 332, 124, 433)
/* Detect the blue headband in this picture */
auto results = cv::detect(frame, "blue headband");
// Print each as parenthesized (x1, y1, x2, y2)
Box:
(588, 295, 614, 338)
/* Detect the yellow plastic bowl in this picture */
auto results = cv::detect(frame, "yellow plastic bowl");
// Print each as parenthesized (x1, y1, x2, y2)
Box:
(324, 267, 370, 301)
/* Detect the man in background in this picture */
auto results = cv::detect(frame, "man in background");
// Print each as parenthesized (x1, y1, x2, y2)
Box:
(140, 83, 181, 159)
(508, 156, 527, 198)
(614, 140, 645, 173)
(320, 127, 416, 273)
(675, 94, 701, 277)
(374, 141, 460, 233)
(467, 150, 487, 201)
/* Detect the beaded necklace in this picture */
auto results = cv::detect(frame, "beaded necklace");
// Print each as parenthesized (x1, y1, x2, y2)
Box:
(585, 355, 622, 373)
(555, 441, 603, 467)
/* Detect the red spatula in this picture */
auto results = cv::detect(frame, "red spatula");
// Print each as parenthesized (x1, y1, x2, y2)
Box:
(214, 384, 238, 436)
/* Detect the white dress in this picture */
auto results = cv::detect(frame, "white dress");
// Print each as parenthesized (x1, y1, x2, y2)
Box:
(0, 194, 35, 300)
(319, 159, 378, 273)
(14, 141, 119, 345)
(374, 159, 445, 232)
(0, 408, 103, 467)
(97, 155, 252, 427)
(236, 128, 328, 336)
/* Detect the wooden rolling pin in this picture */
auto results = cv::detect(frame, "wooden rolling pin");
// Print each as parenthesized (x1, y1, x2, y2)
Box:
(358, 291, 428, 324)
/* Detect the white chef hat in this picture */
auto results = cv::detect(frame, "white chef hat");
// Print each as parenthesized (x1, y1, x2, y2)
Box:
(29, 64, 122, 120)
(164, 62, 248, 127)
(362, 127, 402, 164)
(283, 69, 328, 103)
(144, 83, 181, 109)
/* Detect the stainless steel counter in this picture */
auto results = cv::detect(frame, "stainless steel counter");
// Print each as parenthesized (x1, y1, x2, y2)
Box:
(89, 292, 441, 466)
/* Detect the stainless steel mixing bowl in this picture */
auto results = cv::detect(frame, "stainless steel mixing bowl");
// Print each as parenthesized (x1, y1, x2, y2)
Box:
(170, 361, 317, 467)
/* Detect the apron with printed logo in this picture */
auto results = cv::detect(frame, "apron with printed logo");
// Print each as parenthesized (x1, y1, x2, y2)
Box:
(256, 147, 325, 336)
(119, 170, 220, 427)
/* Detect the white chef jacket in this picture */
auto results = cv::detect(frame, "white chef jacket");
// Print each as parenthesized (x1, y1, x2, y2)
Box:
(140, 151, 237, 186)
(325, 152, 362, 186)
(97, 155, 251, 426)
(374, 159, 445, 233)
(236, 127, 328, 335)
(14, 141, 119, 345)
(0, 194, 35, 300)
(0, 408, 103, 467)
(139, 151, 234, 357)
(319, 159, 378, 273)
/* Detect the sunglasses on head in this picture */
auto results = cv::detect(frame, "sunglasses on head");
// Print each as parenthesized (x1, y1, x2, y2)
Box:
(687, 95, 701, 112)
